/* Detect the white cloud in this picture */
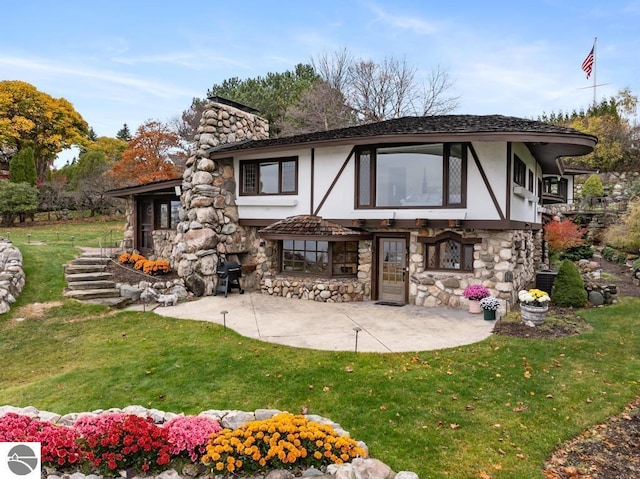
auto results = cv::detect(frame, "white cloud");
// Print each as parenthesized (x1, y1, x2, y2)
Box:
(366, 3, 440, 35)
(0, 55, 195, 99)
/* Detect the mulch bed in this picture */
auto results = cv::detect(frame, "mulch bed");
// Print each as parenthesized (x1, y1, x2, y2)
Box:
(106, 260, 180, 285)
(491, 258, 639, 478)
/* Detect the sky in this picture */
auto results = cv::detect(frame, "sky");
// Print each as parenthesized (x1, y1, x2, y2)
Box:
(2, 1, 639, 165)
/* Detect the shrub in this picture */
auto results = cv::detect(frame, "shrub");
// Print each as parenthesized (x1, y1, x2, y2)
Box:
(603, 198, 640, 253)
(551, 259, 587, 307)
(560, 245, 594, 262)
(581, 174, 604, 199)
(129, 253, 146, 264)
(0, 413, 82, 470)
(601, 246, 616, 262)
(75, 413, 172, 474)
(164, 415, 221, 461)
(118, 253, 131, 264)
(201, 413, 366, 474)
(544, 219, 587, 256)
(143, 259, 171, 275)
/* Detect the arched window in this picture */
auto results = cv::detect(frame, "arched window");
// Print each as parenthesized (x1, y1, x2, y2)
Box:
(422, 231, 478, 271)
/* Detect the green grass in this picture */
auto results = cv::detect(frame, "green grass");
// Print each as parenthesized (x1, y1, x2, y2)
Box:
(1, 219, 640, 478)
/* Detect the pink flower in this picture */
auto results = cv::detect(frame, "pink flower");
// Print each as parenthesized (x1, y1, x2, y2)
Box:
(164, 415, 222, 461)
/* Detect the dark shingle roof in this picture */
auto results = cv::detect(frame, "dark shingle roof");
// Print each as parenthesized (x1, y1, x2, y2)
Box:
(208, 115, 597, 154)
(259, 215, 370, 240)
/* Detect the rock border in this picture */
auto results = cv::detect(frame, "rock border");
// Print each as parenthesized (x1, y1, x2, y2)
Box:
(0, 405, 419, 479)
(0, 238, 25, 314)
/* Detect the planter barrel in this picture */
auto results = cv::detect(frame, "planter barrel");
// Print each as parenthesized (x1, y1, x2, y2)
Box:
(520, 304, 548, 325)
(483, 309, 496, 321)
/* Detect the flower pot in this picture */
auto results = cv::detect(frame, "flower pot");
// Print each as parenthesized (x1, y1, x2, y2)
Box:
(468, 300, 482, 314)
(520, 304, 548, 325)
(483, 309, 496, 321)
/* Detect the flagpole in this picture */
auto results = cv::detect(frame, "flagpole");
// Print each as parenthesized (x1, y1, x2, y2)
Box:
(592, 37, 597, 107)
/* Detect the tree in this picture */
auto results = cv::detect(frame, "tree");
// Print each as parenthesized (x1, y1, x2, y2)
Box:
(170, 98, 207, 161)
(551, 259, 587, 307)
(540, 88, 639, 171)
(9, 147, 37, 186)
(116, 124, 132, 142)
(0, 181, 38, 226)
(57, 136, 126, 190)
(110, 120, 183, 187)
(207, 64, 321, 136)
(544, 218, 587, 257)
(277, 81, 356, 136)
(88, 127, 98, 141)
(0, 80, 89, 181)
(581, 174, 604, 199)
(313, 49, 459, 122)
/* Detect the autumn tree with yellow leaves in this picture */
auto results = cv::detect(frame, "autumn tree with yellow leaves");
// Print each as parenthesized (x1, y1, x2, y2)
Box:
(0, 80, 89, 182)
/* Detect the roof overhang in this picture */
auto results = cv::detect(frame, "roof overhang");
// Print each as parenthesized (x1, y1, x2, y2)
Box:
(207, 131, 596, 175)
(105, 178, 182, 198)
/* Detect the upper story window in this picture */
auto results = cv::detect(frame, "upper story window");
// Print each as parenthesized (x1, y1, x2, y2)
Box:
(528, 169, 534, 193)
(240, 157, 297, 195)
(356, 143, 466, 209)
(513, 155, 526, 187)
(281, 240, 358, 277)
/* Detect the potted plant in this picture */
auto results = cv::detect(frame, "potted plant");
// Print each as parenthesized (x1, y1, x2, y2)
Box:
(479, 296, 500, 320)
(463, 284, 490, 313)
(518, 288, 551, 325)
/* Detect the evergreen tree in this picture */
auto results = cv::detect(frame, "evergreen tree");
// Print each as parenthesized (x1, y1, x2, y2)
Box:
(88, 127, 98, 141)
(551, 259, 587, 307)
(581, 174, 604, 199)
(116, 123, 132, 142)
(9, 147, 37, 186)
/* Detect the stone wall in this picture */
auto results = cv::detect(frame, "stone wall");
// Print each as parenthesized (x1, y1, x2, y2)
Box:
(0, 238, 25, 314)
(173, 100, 269, 296)
(410, 229, 540, 312)
(152, 229, 176, 259)
(256, 240, 372, 302)
(254, 229, 539, 310)
(121, 196, 135, 251)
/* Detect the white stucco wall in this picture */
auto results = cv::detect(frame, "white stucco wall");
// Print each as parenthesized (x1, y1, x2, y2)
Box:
(234, 141, 545, 223)
(510, 143, 543, 224)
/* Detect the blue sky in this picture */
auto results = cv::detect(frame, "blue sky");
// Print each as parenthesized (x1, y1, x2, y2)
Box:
(2, 0, 639, 164)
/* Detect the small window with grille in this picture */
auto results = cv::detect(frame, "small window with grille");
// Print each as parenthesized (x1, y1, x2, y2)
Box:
(423, 231, 477, 271)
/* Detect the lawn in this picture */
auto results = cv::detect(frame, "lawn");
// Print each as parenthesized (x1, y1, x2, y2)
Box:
(1, 219, 639, 478)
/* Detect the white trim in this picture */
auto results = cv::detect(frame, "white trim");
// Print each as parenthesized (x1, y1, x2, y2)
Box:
(236, 197, 298, 207)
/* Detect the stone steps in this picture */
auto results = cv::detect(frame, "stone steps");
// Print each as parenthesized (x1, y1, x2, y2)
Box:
(63, 288, 122, 300)
(64, 254, 124, 306)
(66, 280, 117, 290)
(64, 264, 107, 275)
(65, 272, 113, 282)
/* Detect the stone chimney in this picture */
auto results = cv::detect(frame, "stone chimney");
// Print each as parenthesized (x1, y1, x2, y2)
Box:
(172, 97, 269, 296)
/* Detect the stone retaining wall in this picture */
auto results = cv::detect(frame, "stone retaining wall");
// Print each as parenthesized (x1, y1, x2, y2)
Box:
(0, 238, 25, 314)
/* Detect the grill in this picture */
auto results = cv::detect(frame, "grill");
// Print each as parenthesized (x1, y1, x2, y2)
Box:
(214, 259, 244, 297)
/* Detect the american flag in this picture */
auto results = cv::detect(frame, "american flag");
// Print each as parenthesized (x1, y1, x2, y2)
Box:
(582, 46, 594, 79)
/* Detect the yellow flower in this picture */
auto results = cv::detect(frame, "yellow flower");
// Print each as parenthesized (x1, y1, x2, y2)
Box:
(314, 451, 322, 460)
(216, 462, 225, 471)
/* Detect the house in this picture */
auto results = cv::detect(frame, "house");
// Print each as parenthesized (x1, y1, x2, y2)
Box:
(111, 97, 596, 309)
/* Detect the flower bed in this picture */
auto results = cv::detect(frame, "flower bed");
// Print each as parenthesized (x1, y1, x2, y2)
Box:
(0, 405, 404, 479)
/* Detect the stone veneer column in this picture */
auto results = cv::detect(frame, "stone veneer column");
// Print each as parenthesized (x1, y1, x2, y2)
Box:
(172, 99, 269, 296)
